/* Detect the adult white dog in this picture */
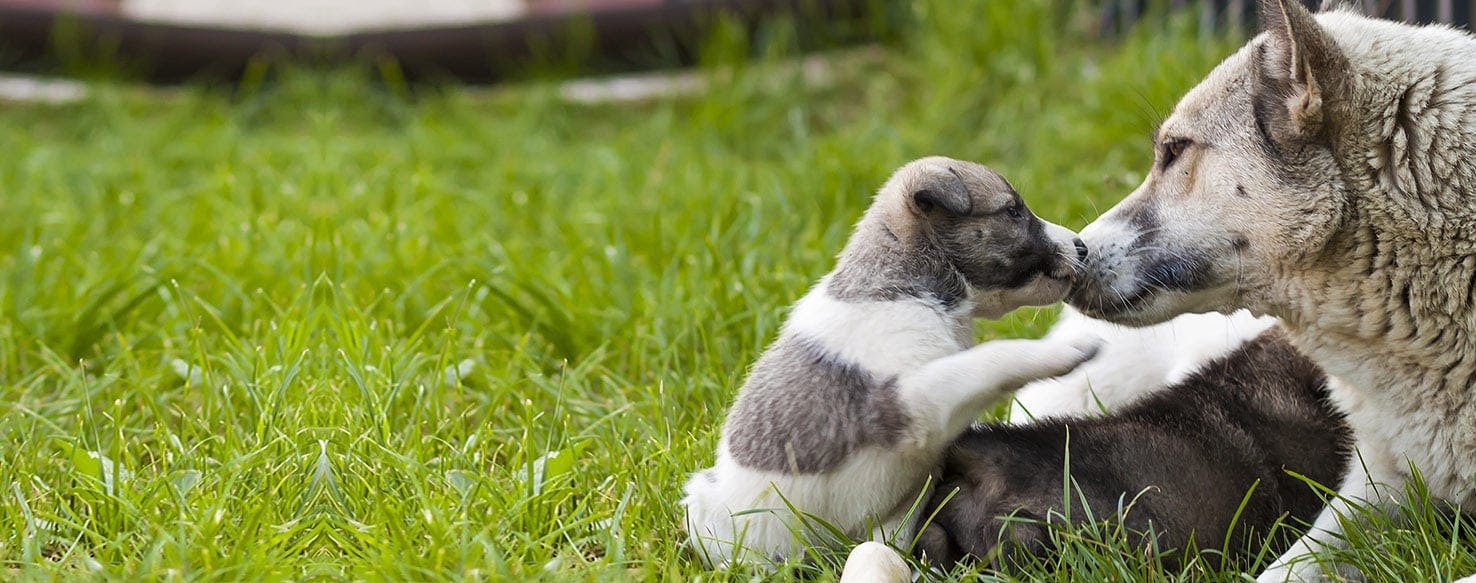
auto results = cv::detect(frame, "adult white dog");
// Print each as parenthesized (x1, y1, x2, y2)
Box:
(1068, 1, 1476, 579)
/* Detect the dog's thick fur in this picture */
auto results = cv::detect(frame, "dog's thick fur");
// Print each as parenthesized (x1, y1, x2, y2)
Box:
(682, 157, 1097, 567)
(1068, 1, 1476, 579)
(919, 329, 1350, 571)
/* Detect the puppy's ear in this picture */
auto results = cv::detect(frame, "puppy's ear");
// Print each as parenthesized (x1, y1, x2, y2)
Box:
(911, 186, 972, 217)
(1254, 0, 1348, 150)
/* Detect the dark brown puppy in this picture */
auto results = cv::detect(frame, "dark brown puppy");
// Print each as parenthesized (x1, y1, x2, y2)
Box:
(916, 330, 1351, 571)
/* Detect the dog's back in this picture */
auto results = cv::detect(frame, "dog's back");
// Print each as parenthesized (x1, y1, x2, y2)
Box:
(919, 330, 1350, 569)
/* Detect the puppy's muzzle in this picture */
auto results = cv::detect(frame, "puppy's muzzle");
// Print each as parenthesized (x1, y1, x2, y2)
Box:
(1049, 237, 1088, 281)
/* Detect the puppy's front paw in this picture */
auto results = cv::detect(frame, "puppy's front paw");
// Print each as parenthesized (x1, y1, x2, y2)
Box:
(1019, 335, 1102, 382)
(1064, 336, 1102, 365)
(1045, 335, 1104, 376)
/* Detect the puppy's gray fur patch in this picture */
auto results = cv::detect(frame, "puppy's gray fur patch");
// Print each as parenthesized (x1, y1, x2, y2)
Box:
(726, 336, 909, 473)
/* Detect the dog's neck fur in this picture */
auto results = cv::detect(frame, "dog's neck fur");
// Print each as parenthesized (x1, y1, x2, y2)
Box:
(1255, 13, 1476, 506)
(1265, 15, 1476, 368)
(1328, 20, 1476, 231)
(1269, 259, 1476, 505)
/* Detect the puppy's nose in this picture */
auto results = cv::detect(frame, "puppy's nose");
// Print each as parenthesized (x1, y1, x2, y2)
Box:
(1073, 238, 1089, 263)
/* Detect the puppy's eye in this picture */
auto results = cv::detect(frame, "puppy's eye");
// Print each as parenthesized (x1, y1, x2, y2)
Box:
(1007, 202, 1023, 219)
(1160, 138, 1191, 170)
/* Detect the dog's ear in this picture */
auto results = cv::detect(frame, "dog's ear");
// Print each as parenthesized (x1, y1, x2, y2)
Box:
(1254, 0, 1348, 149)
(1317, 0, 1364, 14)
(911, 186, 972, 217)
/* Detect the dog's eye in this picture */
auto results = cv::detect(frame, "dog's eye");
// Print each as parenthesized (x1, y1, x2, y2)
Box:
(1007, 202, 1023, 219)
(1160, 138, 1191, 169)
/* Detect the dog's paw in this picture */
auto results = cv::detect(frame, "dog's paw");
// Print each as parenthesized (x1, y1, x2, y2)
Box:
(955, 335, 1102, 389)
(1025, 334, 1102, 380)
(1066, 335, 1103, 366)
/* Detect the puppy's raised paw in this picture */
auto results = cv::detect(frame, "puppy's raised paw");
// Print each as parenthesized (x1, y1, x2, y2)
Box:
(1017, 334, 1103, 383)
(1065, 336, 1103, 368)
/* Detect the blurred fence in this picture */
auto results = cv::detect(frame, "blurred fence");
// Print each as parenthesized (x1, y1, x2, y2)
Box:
(1100, 0, 1472, 34)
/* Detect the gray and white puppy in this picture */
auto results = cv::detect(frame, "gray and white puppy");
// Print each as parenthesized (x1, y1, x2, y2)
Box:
(915, 329, 1351, 572)
(682, 156, 1099, 567)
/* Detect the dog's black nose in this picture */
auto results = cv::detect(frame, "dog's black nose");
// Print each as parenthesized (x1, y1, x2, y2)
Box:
(1074, 238, 1089, 262)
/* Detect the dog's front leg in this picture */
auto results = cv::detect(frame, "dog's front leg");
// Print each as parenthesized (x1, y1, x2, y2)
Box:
(1256, 442, 1406, 582)
(898, 336, 1099, 450)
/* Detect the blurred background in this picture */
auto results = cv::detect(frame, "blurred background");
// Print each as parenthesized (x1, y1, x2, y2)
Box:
(0, 0, 1468, 86)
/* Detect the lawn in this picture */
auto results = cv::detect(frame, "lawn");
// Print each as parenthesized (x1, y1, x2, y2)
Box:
(1, 0, 1472, 580)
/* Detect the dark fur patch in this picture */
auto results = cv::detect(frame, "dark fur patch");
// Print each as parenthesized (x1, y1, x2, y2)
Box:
(1465, 269, 1476, 311)
(955, 210, 1063, 291)
(1235, 184, 1251, 198)
(916, 331, 1351, 570)
(1141, 253, 1215, 292)
(1393, 81, 1425, 198)
(724, 336, 911, 474)
(1250, 42, 1289, 160)
(1127, 200, 1160, 235)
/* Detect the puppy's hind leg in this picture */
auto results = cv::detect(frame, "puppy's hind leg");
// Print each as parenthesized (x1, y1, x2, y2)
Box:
(898, 336, 1100, 451)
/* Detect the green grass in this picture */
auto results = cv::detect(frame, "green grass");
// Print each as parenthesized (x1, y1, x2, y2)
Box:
(1, 1, 1471, 579)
